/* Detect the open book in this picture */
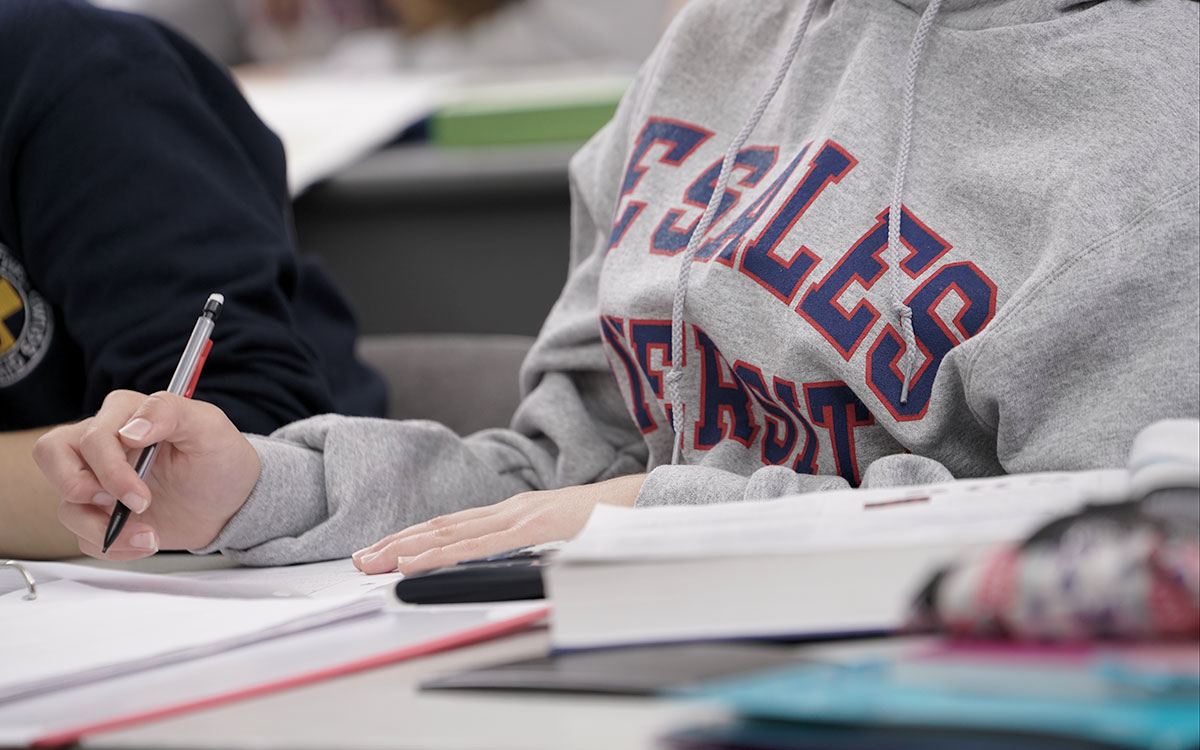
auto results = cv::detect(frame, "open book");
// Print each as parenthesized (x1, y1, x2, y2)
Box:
(545, 470, 1129, 651)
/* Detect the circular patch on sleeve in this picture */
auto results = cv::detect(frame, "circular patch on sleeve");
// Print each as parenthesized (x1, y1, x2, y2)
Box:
(0, 243, 54, 388)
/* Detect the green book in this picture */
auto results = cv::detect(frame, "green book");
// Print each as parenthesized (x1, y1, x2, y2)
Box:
(431, 73, 629, 147)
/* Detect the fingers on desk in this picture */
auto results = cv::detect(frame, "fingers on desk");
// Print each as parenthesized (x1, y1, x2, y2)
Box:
(353, 504, 501, 573)
(395, 529, 527, 575)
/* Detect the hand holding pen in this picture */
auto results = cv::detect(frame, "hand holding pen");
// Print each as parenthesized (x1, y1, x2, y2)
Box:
(101, 294, 224, 552)
(33, 293, 264, 561)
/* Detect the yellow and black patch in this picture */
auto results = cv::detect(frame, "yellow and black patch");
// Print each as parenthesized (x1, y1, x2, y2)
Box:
(0, 276, 26, 355)
(0, 243, 53, 387)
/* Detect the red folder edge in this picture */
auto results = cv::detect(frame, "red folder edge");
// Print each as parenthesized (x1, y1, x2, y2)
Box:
(32, 605, 550, 748)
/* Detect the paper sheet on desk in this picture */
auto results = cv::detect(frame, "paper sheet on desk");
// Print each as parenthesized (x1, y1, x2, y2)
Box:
(0, 601, 548, 748)
(172, 557, 406, 598)
(8, 557, 404, 599)
(0, 580, 381, 703)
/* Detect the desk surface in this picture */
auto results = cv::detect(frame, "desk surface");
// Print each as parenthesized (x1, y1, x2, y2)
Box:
(67, 553, 720, 750)
(61, 556, 1125, 750)
(80, 628, 726, 750)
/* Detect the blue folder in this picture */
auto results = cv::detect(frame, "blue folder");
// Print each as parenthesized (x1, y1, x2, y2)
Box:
(672, 653, 1200, 750)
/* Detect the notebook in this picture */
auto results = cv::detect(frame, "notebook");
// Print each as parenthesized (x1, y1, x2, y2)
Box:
(0, 559, 547, 746)
(0, 581, 381, 703)
(429, 71, 628, 147)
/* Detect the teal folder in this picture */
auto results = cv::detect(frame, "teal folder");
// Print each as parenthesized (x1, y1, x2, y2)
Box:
(673, 650, 1200, 750)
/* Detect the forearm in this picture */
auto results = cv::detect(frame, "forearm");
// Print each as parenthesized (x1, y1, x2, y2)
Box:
(0, 427, 80, 559)
(203, 372, 650, 566)
(196, 421, 540, 565)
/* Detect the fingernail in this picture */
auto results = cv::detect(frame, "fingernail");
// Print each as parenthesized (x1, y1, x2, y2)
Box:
(130, 531, 158, 552)
(396, 556, 415, 567)
(125, 492, 149, 514)
(352, 547, 369, 561)
(119, 418, 152, 440)
(91, 491, 115, 505)
(359, 551, 380, 567)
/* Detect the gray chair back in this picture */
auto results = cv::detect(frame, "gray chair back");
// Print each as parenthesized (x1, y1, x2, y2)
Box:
(356, 334, 533, 435)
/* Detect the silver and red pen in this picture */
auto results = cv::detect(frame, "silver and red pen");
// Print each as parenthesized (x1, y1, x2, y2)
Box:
(101, 293, 223, 553)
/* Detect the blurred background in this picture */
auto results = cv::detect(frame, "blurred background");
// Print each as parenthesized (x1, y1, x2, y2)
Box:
(93, 0, 682, 71)
(90, 0, 687, 338)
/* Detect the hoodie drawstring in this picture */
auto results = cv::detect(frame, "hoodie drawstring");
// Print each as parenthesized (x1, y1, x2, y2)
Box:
(889, 0, 944, 404)
(665, 0, 820, 465)
(665, 0, 944, 464)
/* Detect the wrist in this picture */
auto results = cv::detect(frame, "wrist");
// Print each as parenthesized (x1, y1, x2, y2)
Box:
(598, 473, 647, 508)
(190, 435, 323, 556)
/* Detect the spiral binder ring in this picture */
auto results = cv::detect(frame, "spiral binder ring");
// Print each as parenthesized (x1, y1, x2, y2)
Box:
(2, 560, 37, 600)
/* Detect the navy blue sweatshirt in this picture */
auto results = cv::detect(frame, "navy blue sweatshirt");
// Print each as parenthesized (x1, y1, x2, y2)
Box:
(0, 0, 386, 433)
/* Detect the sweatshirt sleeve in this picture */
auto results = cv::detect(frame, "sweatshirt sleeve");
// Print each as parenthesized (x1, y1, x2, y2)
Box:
(11, 5, 340, 435)
(198, 62, 662, 565)
(635, 454, 957, 506)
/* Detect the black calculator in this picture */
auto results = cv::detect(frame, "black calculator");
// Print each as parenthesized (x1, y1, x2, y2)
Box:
(393, 548, 548, 604)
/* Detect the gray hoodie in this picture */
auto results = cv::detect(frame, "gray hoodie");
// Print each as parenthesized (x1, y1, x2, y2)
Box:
(201, 0, 1200, 564)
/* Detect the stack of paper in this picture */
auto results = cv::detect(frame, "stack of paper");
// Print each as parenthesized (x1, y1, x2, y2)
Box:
(0, 559, 546, 747)
(0, 585, 379, 703)
(0, 560, 395, 703)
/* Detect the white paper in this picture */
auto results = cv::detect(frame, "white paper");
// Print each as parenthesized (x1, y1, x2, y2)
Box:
(562, 469, 1130, 562)
(6, 558, 403, 599)
(0, 601, 545, 746)
(173, 558, 404, 599)
(6, 560, 292, 599)
(0, 558, 406, 706)
(0, 581, 380, 703)
(235, 69, 452, 195)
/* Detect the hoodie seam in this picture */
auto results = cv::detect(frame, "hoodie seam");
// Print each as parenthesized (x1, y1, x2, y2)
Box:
(859, 0, 1123, 33)
(959, 178, 1200, 430)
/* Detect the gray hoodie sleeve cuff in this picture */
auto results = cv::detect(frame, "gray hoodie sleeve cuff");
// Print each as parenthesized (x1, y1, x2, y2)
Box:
(635, 464, 750, 507)
(635, 454, 957, 508)
(635, 463, 854, 507)
(189, 434, 327, 555)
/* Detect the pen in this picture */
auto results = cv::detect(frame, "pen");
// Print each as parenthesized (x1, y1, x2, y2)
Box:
(101, 293, 224, 553)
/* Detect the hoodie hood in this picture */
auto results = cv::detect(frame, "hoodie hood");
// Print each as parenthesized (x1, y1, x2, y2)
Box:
(894, 0, 1111, 28)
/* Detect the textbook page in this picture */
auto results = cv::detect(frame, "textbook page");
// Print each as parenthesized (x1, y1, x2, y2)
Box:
(562, 469, 1130, 562)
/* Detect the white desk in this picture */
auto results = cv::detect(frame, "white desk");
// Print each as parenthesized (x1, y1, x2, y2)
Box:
(63, 553, 721, 750)
(80, 629, 727, 750)
(53, 556, 1122, 750)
